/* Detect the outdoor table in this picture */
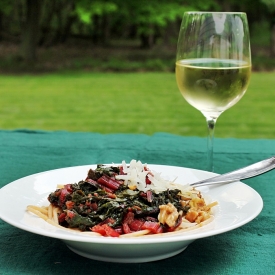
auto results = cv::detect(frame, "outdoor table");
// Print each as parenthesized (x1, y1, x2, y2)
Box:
(0, 129, 274, 274)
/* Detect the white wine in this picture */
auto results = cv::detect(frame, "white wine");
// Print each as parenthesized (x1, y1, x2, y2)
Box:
(176, 58, 251, 116)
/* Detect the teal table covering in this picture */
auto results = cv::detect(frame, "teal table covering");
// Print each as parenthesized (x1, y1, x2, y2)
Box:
(0, 130, 275, 275)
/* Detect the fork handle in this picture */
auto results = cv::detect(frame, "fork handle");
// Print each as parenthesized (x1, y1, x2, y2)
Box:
(190, 156, 275, 187)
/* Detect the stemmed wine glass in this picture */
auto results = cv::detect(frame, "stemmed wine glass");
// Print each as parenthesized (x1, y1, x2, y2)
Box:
(176, 12, 251, 171)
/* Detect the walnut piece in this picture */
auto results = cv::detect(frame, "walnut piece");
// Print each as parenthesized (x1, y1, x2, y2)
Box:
(158, 203, 179, 227)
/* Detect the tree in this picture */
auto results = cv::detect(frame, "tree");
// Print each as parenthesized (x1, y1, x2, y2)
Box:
(39, 0, 77, 46)
(74, 0, 118, 44)
(112, 0, 218, 48)
(74, 0, 218, 48)
(260, 0, 275, 57)
(0, 0, 13, 41)
(1, 0, 273, 66)
(20, 0, 41, 62)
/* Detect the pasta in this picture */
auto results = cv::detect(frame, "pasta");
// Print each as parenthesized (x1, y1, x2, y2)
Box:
(27, 160, 218, 237)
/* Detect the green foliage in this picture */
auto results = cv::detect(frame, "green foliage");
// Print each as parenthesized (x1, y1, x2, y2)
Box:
(260, 0, 275, 12)
(74, 0, 217, 38)
(0, 0, 13, 15)
(0, 0, 275, 67)
(75, 0, 118, 24)
(250, 21, 270, 46)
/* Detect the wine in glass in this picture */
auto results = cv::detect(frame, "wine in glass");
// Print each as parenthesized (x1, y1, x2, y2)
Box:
(176, 12, 251, 171)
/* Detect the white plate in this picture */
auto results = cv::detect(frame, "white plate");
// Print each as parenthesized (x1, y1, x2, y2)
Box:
(0, 164, 263, 263)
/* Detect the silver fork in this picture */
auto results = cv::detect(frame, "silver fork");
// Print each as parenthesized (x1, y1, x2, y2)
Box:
(190, 156, 275, 187)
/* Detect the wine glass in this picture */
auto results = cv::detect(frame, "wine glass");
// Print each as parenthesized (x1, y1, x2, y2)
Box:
(176, 12, 251, 171)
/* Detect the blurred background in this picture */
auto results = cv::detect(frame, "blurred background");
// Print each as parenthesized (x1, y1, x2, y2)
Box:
(0, 0, 275, 139)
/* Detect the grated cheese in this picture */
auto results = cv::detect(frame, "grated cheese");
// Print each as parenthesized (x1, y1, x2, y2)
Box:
(115, 160, 193, 194)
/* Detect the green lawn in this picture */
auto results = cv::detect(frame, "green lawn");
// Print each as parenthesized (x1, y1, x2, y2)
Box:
(0, 71, 274, 139)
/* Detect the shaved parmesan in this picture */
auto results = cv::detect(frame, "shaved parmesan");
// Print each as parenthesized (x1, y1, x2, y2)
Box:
(115, 160, 192, 194)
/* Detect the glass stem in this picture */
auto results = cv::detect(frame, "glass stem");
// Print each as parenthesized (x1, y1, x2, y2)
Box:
(205, 116, 217, 172)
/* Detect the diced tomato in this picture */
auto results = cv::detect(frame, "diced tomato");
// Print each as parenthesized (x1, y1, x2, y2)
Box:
(123, 211, 134, 224)
(114, 226, 123, 235)
(129, 219, 144, 231)
(91, 225, 106, 235)
(91, 224, 120, 237)
(59, 188, 70, 205)
(121, 211, 135, 234)
(90, 202, 98, 211)
(66, 210, 75, 219)
(141, 221, 161, 234)
(65, 200, 75, 210)
(119, 166, 126, 175)
(85, 201, 91, 207)
(122, 223, 131, 234)
(145, 175, 151, 185)
(103, 225, 120, 237)
(145, 172, 154, 184)
(58, 212, 66, 223)
(156, 225, 164, 234)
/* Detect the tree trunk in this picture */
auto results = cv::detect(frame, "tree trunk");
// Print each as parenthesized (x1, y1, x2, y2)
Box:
(60, 11, 77, 43)
(53, 1, 76, 45)
(0, 11, 3, 41)
(140, 33, 154, 48)
(20, 0, 41, 62)
(217, 0, 232, 11)
(140, 24, 155, 49)
(101, 14, 111, 45)
(271, 20, 275, 57)
(92, 15, 101, 44)
(39, 0, 57, 46)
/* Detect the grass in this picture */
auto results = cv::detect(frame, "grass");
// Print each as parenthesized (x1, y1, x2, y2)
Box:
(0, 71, 274, 139)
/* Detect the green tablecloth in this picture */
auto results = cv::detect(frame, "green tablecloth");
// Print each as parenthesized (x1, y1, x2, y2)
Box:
(0, 130, 275, 275)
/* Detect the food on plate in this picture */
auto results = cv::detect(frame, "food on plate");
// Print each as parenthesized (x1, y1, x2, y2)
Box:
(27, 160, 217, 237)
